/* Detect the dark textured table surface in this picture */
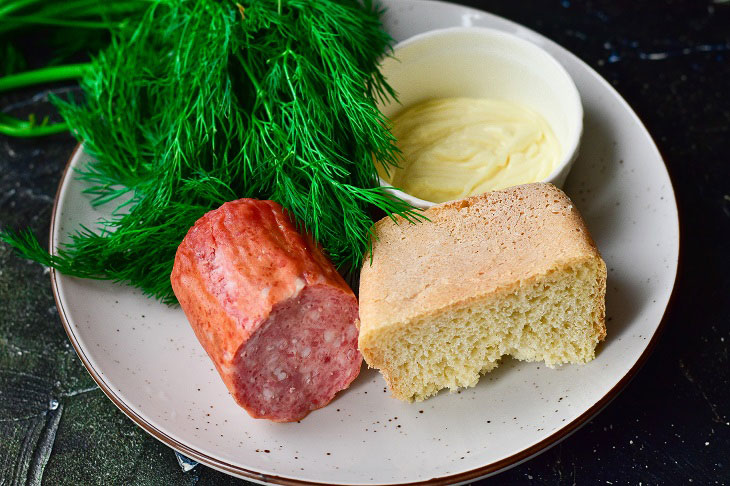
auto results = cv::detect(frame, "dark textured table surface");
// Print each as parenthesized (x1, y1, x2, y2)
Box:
(1, 1, 729, 484)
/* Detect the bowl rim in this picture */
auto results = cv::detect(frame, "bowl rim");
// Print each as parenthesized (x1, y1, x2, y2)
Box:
(377, 25, 584, 209)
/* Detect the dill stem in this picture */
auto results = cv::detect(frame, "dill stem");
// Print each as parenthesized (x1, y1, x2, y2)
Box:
(0, 63, 90, 93)
(0, 120, 68, 137)
(0, 0, 142, 19)
(0, 16, 123, 31)
(238, 55, 273, 121)
(0, 0, 38, 18)
(0, 63, 89, 137)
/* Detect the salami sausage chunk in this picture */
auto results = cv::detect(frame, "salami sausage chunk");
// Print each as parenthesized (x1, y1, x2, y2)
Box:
(171, 199, 361, 422)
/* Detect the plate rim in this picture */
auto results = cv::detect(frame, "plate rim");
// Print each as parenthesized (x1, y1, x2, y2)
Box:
(48, 2, 681, 483)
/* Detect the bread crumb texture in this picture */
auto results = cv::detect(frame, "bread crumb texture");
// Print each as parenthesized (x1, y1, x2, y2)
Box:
(358, 183, 607, 402)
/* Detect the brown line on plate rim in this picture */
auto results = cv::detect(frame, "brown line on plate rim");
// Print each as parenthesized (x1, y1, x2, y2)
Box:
(48, 142, 680, 486)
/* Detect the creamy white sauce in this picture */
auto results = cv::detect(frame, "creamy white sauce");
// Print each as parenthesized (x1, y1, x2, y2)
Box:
(381, 97, 561, 202)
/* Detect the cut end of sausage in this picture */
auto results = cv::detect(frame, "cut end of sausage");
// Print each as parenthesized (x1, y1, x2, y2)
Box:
(232, 285, 361, 422)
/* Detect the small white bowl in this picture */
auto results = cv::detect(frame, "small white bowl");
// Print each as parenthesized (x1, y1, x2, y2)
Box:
(377, 26, 583, 209)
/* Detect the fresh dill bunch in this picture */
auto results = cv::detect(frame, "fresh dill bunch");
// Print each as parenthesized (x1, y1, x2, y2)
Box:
(2, 0, 423, 304)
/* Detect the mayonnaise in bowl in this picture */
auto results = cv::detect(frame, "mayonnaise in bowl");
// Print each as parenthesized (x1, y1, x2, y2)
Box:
(380, 97, 561, 204)
(375, 27, 583, 209)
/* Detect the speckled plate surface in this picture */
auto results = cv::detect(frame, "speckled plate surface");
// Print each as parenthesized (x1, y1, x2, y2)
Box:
(50, 1, 679, 484)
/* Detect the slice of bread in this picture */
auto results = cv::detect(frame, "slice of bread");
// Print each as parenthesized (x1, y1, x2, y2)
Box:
(358, 183, 606, 402)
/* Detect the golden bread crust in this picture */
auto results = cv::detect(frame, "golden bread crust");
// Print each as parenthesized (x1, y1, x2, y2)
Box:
(360, 183, 603, 333)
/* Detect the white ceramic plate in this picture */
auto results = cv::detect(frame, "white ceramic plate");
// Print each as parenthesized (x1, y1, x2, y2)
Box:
(50, 1, 679, 484)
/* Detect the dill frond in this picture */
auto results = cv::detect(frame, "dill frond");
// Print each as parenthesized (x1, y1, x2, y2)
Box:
(2, 0, 423, 304)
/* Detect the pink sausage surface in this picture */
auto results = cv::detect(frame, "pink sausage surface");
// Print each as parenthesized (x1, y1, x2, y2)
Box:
(171, 199, 361, 422)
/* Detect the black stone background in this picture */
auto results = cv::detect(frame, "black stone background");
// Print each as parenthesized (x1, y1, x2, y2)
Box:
(1, 0, 728, 484)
